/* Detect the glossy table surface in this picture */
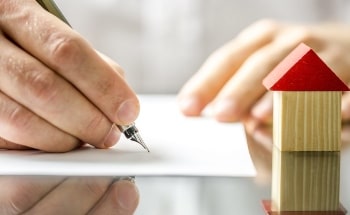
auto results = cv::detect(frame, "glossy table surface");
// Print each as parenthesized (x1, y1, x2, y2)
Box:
(3, 122, 349, 215)
(135, 122, 350, 215)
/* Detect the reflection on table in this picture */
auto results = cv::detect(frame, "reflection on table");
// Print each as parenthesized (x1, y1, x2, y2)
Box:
(1, 122, 350, 215)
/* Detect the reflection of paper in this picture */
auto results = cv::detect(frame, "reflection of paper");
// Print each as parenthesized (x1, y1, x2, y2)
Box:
(0, 95, 256, 176)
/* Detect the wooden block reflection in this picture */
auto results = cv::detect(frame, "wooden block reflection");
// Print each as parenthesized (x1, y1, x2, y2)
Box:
(271, 146, 340, 211)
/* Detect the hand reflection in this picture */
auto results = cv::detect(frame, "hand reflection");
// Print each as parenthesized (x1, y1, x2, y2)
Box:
(244, 118, 273, 185)
(0, 176, 139, 215)
(341, 122, 350, 149)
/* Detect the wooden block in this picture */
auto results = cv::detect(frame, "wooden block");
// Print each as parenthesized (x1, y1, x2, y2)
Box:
(262, 200, 347, 215)
(263, 43, 349, 91)
(271, 146, 340, 211)
(273, 91, 341, 151)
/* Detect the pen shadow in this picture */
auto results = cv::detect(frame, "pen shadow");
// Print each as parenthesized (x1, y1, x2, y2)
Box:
(1, 144, 164, 164)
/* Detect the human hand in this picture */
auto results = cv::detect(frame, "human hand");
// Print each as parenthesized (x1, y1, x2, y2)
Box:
(178, 19, 350, 123)
(0, 176, 139, 215)
(0, 0, 140, 152)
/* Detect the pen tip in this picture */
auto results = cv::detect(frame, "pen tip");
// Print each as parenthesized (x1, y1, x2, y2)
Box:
(131, 134, 150, 152)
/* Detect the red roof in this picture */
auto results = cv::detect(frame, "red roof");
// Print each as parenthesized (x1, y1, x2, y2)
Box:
(263, 43, 349, 91)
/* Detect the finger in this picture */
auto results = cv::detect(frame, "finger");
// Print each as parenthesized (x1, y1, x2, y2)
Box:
(0, 34, 121, 149)
(89, 179, 139, 215)
(1, 0, 139, 125)
(26, 177, 114, 215)
(0, 136, 30, 150)
(211, 27, 313, 122)
(315, 43, 350, 84)
(0, 176, 65, 215)
(250, 91, 273, 124)
(342, 92, 350, 121)
(0, 90, 80, 152)
(178, 19, 278, 116)
(98, 51, 125, 77)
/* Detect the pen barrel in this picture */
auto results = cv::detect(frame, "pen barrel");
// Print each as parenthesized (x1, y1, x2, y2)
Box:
(36, 0, 71, 26)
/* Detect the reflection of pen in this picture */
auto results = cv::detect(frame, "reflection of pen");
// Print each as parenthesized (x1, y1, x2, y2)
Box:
(36, 0, 150, 152)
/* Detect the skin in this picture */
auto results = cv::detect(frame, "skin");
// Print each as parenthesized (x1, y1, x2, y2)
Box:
(178, 19, 350, 123)
(0, 1, 141, 213)
(0, 176, 139, 215)
(0, 0, 140, 152)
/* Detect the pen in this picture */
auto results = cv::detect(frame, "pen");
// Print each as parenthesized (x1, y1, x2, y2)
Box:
(36, 0, 149, 152)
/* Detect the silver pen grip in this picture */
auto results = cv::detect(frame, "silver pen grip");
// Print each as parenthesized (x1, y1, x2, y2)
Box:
(117, 123, 138, 139)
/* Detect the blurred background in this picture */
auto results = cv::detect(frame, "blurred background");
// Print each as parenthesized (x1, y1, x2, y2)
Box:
(56, 0, 350, 94)
(54, 1, 350, 214)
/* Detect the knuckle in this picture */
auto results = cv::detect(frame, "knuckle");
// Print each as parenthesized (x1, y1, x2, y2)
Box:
(0, 182, 34, 214)
(46, 32, 84, 69)
(24, 68, 58, 105)
(83, 179, 108, 198)
(280, 27, 315, 44)
(4, 57, 59, 106)
(7, 105, 35, 132)
(291, 27, 314, 43)
(0, 94, 33, 140)
(83, 112, 107, 140)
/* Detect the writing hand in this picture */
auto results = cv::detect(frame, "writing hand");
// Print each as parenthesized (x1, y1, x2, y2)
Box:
(0, 1, 140, 152)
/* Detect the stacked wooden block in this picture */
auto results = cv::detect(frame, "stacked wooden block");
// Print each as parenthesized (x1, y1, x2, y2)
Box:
(263, 43, 348, 213)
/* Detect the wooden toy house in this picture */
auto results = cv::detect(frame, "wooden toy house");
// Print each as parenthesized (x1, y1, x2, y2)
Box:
(262, 43, 348, 212)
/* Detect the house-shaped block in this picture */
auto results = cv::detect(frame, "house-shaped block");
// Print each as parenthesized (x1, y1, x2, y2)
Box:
(263, 43, 349, 152)
(262, 43, 348, 212)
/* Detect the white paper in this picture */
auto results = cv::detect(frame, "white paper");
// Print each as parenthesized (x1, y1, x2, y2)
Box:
(0, 95, 256, 177)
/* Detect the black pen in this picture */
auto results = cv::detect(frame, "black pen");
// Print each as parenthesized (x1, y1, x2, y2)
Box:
(36, 0, 149, 152)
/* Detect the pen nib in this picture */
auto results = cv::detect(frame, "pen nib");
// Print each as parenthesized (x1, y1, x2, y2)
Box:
(117, 123, 150, 152)
(130, 133, 150, 152)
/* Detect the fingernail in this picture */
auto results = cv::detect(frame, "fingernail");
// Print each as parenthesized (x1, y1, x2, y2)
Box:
(178, 97, 202, 116)
(117, 99, 139, 124)
(102, 124, 121, 148)
(116, 180, 139, 211)
(214, 99, 240, 122)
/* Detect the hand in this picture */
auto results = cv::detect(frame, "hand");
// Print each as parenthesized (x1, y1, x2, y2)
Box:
(0, 176, 139, 215)
(178, 19, 350, 123)
(0, 0, 140, 152)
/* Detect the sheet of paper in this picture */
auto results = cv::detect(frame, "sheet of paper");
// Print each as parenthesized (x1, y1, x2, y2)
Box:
(0, 95, 256, 177)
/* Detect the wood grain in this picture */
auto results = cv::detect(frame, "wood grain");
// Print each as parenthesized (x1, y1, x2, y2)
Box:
(273, 91, 341, 151)
(271, 146, 340, 211)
